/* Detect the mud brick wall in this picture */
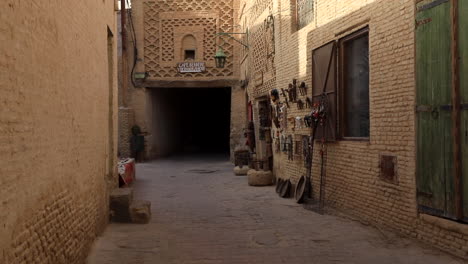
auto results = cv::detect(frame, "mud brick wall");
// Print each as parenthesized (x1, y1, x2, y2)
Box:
(239, 0, 468, 259)
(0, 0, 118, 263)
(11, 191, 108, 263)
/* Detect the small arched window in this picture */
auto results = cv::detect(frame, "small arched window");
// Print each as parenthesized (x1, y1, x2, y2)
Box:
(181, 35, 197, 60)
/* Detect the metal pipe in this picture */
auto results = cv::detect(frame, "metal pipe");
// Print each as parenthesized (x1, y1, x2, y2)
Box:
(121, 0, 127, 50)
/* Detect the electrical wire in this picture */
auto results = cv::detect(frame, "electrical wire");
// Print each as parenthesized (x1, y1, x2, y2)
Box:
(127, 0, 138, 87)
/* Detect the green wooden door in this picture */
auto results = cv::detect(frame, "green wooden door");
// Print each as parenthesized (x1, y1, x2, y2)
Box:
(459, 0, 468, 222)
(416, 0, 455, 219)
(417, 0, 468, 222)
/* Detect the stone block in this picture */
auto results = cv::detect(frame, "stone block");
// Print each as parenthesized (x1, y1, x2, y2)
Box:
(110, 188, 134, 223)
(234, 166, 249, 176)
(247, 170, 273, 186)
(130, 200, 152, 224)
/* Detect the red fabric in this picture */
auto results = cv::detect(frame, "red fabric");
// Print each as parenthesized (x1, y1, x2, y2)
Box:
(124, 161, 135, 184)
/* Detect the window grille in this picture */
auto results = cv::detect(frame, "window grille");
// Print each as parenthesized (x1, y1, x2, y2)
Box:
(296, 0, 314, 30)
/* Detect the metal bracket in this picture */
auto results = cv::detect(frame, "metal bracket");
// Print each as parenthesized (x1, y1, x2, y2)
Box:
(416, 18, 432, 28)
(216, 31, 249, 48)
(417, 190, 433, 198)
(440, 104, 453, 111)
(416, 104, 468, 112)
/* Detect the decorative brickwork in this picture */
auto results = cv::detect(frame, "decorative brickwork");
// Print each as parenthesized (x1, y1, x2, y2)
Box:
(118, 107, 135, 158)
(143, 0, 235, 78)
(250, 0, 273, 20)
(241, 0, 276, 98)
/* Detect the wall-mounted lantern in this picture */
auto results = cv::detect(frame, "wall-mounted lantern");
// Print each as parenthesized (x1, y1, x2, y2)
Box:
(134, 72, 148, 80)
(132, 72, 149, 81)
(214, 48, 227, 69)
(214, 31, 249, 69)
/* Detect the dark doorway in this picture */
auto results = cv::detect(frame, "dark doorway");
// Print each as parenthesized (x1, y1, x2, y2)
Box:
(150, 87, 231, 157)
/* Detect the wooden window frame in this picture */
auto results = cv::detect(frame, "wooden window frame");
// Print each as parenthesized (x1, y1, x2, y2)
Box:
(338, 27, 370, 141)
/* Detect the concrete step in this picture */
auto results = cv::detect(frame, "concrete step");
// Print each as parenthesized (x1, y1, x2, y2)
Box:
(110, 188, 134, 223)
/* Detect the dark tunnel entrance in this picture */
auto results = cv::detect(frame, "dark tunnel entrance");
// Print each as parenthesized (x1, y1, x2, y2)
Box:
(150, 87, 231, 157)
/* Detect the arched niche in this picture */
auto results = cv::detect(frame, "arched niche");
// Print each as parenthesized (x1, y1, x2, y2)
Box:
(181, 34, 197, 61)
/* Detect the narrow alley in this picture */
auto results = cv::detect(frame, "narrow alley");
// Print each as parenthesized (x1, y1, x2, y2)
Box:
(87, 156, 461, 264)
(3, 0, 468, 263)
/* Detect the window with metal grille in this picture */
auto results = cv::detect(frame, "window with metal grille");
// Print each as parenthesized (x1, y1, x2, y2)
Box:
(296, 0, 314, 30)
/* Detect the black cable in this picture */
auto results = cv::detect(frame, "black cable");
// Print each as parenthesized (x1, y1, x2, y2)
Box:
(128, 7, 138, 87)
(126, 0, 137, 51)
(126, 0, 138, 87)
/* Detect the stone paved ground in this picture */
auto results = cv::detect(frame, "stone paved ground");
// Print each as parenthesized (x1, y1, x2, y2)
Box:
(86, 155, 463, 264)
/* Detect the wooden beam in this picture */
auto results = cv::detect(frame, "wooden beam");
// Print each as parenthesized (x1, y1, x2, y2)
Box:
(450, 0, 463, 220)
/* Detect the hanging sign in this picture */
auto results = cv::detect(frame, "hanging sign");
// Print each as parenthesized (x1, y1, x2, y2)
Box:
(177, 62, 206, 73)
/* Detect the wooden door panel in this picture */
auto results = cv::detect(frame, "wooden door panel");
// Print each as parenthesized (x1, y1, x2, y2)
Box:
(417, 112, 452, 213)
(416, 0, 454, 217)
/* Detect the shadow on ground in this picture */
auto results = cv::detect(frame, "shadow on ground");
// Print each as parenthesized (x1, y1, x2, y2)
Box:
(87, 155, 462, 264)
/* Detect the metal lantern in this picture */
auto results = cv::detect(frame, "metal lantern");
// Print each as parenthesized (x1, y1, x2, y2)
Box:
(214, 48, 227, 68)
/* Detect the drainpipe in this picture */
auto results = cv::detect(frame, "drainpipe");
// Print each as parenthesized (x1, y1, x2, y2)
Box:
(121, 0, 128, 107)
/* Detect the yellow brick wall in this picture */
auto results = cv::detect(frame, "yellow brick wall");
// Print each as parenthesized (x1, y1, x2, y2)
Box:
(0, 0, 118, 263)
(240, 0, 468, 259)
